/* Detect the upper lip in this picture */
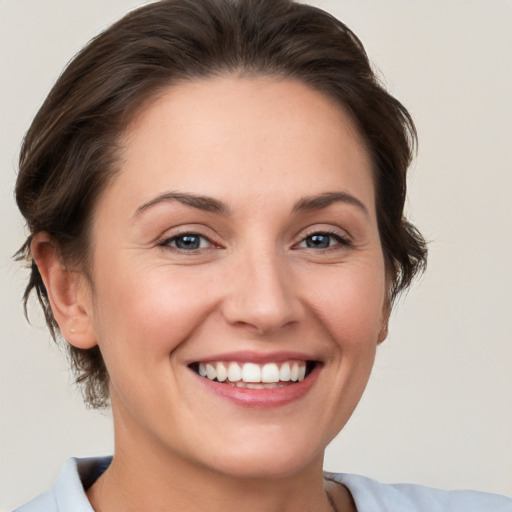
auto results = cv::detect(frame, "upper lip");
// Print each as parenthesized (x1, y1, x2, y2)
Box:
(185, 350, 321, 365)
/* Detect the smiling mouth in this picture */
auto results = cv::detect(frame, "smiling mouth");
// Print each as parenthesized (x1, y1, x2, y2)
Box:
(189, 360, 318, 389)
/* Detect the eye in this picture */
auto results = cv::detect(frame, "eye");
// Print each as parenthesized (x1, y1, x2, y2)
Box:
(296, 231, 349, 249)
(161, 233, 213, 251)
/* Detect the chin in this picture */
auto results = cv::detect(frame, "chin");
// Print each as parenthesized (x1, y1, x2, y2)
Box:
(196, 429, 327, 480)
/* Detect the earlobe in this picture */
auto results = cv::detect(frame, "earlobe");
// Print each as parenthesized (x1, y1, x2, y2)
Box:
(377, 294, 392, 345)
(377, 318, 389, 344)
(31, 233, 97, 349)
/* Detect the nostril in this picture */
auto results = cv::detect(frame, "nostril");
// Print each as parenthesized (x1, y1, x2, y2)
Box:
(222, 306, 301, 336)
(220, 266, 302, 335)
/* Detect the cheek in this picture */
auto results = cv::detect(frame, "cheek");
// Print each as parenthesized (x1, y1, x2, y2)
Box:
(90, 260, 220, 364)
(303, 262, 387, 349)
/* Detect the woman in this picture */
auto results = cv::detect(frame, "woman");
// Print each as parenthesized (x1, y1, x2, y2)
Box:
(10, 0, 511, 511)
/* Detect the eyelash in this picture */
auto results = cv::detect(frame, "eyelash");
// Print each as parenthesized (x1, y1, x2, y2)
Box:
(294, 230, 352, 250)
(159, 232, 217, 253)
(159, 229, 351, 254)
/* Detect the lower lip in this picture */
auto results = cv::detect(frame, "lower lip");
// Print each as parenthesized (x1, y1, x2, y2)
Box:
(192, 365, 321, 408)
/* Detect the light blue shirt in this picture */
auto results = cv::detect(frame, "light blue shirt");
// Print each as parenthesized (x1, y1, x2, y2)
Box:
(14, 457, 512, 512)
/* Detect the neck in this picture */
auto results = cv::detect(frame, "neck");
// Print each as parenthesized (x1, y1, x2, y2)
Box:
(88, 452, 336, 512)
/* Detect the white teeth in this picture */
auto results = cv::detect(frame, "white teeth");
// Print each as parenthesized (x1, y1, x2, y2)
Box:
(205, 363, 216, 380)
(196, 360, 310, 384)
(216, 362, 228, 382)
(242, 362, 261, 383)
(261, 363, 280, 383)
(290, 362, 299, 381)
(227, 362, 242, 382)
(279, 362, 291, 381)
(298, 364, 306, 381)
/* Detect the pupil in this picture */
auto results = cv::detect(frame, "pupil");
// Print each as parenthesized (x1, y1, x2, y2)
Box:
(307, 234, 330, 248)
(176, 235, 200, 250)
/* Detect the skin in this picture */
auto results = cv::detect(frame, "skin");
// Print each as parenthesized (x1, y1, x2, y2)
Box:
(33, 75, 390, 512)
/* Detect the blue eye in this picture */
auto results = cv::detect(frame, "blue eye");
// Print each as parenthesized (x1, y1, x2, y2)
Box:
(297, 232, 347, 249)
(164, 234, 211, 251)
(306, 234, 331, 248)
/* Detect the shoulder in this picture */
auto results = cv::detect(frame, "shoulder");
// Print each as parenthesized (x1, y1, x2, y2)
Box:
(12, 457, 111, 512)
(326, 472, 512, 512)
(11, 489, 57, 512)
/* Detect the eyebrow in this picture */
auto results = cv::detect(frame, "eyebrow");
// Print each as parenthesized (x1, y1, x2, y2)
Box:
(292, 191, 369, 216)
(133, 190, 368, 219)
(133, 191, 231, 218)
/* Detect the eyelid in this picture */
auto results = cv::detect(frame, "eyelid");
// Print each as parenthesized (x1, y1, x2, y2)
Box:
(162, 233, 212, 250)
(295, 231, 350, 249)
(157, 226, 223, 251)
(293, 225, 352, 246)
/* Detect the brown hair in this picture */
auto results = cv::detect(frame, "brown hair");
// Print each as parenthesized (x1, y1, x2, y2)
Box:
(16, 0, 427, 408)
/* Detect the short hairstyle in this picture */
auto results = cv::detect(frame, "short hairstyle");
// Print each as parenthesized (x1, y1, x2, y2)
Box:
(15, 0, 427, 408)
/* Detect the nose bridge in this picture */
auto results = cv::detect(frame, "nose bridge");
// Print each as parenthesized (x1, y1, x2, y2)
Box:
(222, 241, 300, 334)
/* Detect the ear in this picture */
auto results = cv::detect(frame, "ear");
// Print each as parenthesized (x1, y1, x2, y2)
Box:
(377, 294, 391, 345)
(31, 233, 97, 349)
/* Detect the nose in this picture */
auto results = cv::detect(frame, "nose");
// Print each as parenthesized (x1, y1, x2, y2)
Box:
(221, 248, 303, 335)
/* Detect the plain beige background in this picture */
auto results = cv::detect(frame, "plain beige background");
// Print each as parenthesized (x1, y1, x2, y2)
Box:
(1, 0, 511, 509)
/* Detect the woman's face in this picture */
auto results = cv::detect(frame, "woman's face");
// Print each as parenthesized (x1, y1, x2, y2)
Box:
(82, 76, 389, 478)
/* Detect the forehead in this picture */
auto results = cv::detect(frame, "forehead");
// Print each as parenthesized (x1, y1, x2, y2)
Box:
(104, 75, 375, 216)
